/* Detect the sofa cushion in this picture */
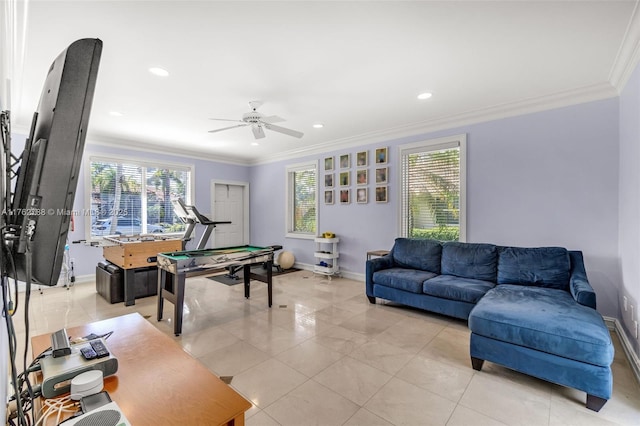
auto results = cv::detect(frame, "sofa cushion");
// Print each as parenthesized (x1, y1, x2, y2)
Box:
(373, 268, 438, 294)
(441, 242, 498, 281)
(469, 285, 614, 367)
(391, 238, 442, 274)
(423, 275, 495, 304)
(497, 246, 570, 290)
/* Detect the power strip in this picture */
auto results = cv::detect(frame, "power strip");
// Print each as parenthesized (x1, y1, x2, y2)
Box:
(40, 338, 118, 398)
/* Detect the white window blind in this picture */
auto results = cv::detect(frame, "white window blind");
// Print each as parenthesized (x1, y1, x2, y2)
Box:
(286, 162, 317, 238)
(400, 135, 466, 241)
(88, 157, 192, 239)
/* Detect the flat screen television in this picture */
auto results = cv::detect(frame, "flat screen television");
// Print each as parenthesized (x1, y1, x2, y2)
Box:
(8, 38, 102, 286)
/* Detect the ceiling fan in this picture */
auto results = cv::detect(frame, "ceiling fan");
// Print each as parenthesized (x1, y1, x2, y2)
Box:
(208, 101, 304, 139)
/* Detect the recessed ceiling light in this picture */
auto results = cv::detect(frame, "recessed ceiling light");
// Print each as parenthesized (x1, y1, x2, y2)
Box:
(149, 67, 169, 77)
(313, 123, 324, 129)
(417, 92, 433, 100)
(251, 142, 259, 146)
(109, 111, 123, 117)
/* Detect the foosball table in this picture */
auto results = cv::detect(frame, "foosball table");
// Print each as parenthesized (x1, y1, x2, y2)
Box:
(102, 234, 183, 306)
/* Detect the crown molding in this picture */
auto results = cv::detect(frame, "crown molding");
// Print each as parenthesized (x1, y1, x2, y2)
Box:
(609, 0, 640, 92)
(86, 134, 253, 166)
(12, 80, 618, 168)
(252, 82, 619, 166)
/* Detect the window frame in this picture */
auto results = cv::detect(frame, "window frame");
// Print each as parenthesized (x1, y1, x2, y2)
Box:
(84, 153, 196, 241)
(285, 160, 318, 240)
(398, 134, 467, 242)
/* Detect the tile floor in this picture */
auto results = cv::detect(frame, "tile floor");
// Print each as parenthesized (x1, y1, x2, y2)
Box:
(13, 270, 640, 425)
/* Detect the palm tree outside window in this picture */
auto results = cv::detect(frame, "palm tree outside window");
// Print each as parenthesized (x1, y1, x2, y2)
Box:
(88, 157, 193, 239)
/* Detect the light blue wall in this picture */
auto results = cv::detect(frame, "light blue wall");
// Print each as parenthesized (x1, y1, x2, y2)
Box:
(251, 98, 621, 317)
(9, 97, 623, 321)
(619, 61, 640, 357)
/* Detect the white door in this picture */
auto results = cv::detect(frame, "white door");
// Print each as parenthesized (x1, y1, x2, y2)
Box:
(211, 181, 248, 247)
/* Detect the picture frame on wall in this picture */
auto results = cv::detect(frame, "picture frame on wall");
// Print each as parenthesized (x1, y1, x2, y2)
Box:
(356, 187, 368, 204)
(324, 190, 334, 205)
(356, 151, 368, 167)
(324, 156, 334, 171)
(339, 171, 350, 186)
(340, 189, 350, 204)
(375, 147, 388, 164)
(325, 173, 334, 188)
(356, 169, 368, 185)
(375, 186, 388, 203)
(340, 153, 351, 169)
(375, 167, 388, 184)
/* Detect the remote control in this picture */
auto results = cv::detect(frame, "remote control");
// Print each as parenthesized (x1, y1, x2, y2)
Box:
(80, 346, 97, 360)
(89, 339, 110, 358)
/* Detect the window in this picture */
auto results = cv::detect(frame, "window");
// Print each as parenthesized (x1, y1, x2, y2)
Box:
(399, 134, 466, 241)
(286, 161, 317, 238)
(87, 156, 193, 239)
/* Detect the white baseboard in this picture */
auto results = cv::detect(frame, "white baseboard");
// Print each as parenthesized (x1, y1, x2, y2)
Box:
(18, 273, 94, 292)
(604, 316, 640, 385)
(293, 263, 364, 282)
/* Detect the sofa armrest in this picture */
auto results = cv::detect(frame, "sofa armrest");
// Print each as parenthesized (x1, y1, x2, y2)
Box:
(568, 251, 596, 309)
(366, 255, 394, 297)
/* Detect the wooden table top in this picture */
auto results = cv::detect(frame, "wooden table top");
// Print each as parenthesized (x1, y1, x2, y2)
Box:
(31, 313, 251, 425)
(102, 238, 183, 269)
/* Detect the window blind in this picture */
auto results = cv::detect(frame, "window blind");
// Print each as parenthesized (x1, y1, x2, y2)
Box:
(89, 157, 192, 238)
(292, 168, 317, 233)
(401, 140, 461, 241)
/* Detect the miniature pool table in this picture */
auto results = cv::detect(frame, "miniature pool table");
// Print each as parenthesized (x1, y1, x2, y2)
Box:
(156, 245, 276, 335)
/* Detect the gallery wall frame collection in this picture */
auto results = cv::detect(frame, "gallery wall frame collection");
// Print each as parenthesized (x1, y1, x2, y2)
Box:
(323, 148, 388, 204)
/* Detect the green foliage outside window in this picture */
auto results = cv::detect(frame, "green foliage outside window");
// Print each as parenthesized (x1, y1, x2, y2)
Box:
(90, 159, 190, 237)
(293, 169, 316, 233)
(405, 147, 460, 242)
(410, 225, 460, 241)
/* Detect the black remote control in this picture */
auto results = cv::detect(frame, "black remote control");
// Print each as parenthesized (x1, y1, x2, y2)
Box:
(89, 339, 110, 358)
(80, 346, 97, 360)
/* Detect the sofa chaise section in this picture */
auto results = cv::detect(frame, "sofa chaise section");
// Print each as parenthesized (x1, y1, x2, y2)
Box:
(468, 249, 614, 411)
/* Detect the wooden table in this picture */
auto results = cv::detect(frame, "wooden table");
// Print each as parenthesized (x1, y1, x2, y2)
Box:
(102, 235, 183, 306)
(31, 313, 251, 425)
(366, 249, 390, 260)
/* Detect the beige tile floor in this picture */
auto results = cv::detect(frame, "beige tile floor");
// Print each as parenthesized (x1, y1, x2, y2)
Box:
(12, 270, 640, 425)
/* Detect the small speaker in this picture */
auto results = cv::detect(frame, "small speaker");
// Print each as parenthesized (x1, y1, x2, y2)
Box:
(60, 401, 131, 426)
(74, 409, 121, 426)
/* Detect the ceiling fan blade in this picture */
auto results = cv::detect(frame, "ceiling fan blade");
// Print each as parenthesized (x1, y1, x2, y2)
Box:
(260, 115, 285, 124)
(209, 118, 245, 123)
(208, 123, 248, 133)
(252, 125, 266, 139)
(263, 123, 304, 138)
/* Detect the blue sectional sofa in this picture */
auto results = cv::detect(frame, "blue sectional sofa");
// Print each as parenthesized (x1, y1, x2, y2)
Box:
(365, 238, 614, 411)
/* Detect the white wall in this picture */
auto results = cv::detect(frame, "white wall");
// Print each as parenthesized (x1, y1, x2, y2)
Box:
(1, 3, 12, 419)
(619, 60, 640, 357)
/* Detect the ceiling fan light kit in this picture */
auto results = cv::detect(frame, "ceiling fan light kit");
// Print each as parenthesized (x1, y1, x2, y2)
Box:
(209, 101, 304, 139)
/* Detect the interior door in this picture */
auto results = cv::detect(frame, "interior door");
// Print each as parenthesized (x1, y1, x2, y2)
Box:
(211, 181, 248, 247)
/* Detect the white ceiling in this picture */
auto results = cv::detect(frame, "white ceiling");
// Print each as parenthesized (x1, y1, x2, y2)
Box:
(7, 1, 640, 165)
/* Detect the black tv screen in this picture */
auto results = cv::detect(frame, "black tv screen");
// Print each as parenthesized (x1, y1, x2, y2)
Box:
(9, 38, 102, 286)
